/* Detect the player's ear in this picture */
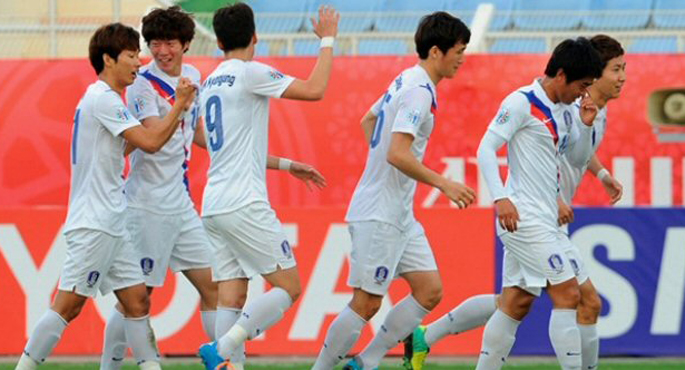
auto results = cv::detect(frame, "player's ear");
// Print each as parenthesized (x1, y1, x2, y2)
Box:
(555, 68, 567, 85)
(216, 39, 224, 52)
(182, 41, 190, 54)
(429, 45, 440, 59)
(103, 52, 116, 69)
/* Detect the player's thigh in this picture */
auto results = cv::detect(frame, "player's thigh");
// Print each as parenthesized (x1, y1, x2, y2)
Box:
(127, 208, 180, 287)
(347, 221, 406, 296)
(59, 229, 122, 298)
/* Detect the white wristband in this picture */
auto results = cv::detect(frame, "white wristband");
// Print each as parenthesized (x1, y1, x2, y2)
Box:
(279, 158, 292, 171)
(597, 168, 610, 182)
(320, 37, 335, 49)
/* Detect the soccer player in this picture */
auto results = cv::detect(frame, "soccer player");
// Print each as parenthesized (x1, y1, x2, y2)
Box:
(474, 37, 602, 370)
(15, 23, 196, 370)
(196, 3, 337, 370)
(402, 35, 626, 370)
(311, 12, 476, 370)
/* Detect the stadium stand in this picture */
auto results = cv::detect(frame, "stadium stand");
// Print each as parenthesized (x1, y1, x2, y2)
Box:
(374, 0, 447, 32)
(583, 0, 653, 30)
(306, 0, 378, 33)
(512, 0, 585, 30)
(629, 36, 679, 52)
(489, 37, 547, 53)
(446, 0, 513, 30)
(358, 38, 410, 55)
(653, 0, 685, 28)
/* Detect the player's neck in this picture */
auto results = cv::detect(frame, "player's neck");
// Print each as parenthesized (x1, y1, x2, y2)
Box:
(540, 77, 560, 104)
(223, 47, 252, 62)
(588, 85, 609, 109)
(418, 60, 441, 86)
(98, 72, 125, 95)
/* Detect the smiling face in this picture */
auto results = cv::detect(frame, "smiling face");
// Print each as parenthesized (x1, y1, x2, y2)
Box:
(593, 55, 627, 101)
(435, 41, 467, 79)
(149, 39, 187, 76)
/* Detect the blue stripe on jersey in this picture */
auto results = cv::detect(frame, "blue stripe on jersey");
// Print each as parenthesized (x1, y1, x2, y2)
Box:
(419, 83, 438, 111)
(520, 90, 559, 139)
(140, 70, 175, 96)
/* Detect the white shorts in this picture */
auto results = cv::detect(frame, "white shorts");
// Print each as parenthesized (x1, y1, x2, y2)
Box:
(59, 229, 144, 297)
(347, 220, 438, 296)
(127, 207, 213, 287)
(500, 230, 576, 297)
(203, 202, 296, 281)
(558, 231, 590, 285)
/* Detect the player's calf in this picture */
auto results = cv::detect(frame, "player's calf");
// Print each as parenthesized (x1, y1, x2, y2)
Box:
(577, 283, 602, 324)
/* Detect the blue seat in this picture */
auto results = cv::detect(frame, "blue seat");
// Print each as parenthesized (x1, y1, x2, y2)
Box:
(306, 0, 380, 33)
(375, 0, 446, 32)
(254, 40, 287, 57)
(513, 0, 584, 30)
(489, 38, 547, 53)
(445, 0, 514, 30)
(293, 39, 347, 56)
(358, 39, 410, 55)
(654, 0, 685, 28)
(583, 0, 652, 30)
(248, 0, 308, 33)
(628, 36, 678, 53)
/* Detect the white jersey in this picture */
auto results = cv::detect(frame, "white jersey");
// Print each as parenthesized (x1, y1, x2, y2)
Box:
(559, 104, 608, 205)
(486, 79, 576, 234)
(125, 61, 201, 214)
(346, 65, 437, 230)
(63, 80, 141, 236)
(200, 59, 294, 216)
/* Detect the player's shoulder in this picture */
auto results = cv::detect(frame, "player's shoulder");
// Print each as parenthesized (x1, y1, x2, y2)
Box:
(182, 63, 202, 82)
(502, 88, 532, 113)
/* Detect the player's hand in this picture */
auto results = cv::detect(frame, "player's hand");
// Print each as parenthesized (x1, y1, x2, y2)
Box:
(602, 175, 623, 204)
(175, 77, 196, 109)
(289, 161, 327, 191)
(495, 198, 520, 232)
(579, 91, 598, 126)
(557, 197, 574, 226)
(310, 5, 339, 39)
(440, 180, 476, 209)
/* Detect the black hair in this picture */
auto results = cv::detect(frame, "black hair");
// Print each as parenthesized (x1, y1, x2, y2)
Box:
(590, 34, 625, 70)
(142, 6, 195, 46)
(415, 11, 471, 59)
(544, 37, 603, 83)
(213, 2, 255, 52)
(88, 23, 139, 75)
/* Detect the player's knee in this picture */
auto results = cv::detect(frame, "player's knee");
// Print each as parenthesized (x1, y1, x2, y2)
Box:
(199, 285, 219, 309)
(580, 290, 602, 318)
(54, 304, 83, 323)
(122, 293, 151, 318)
(350, 294, 382, 321)
(415, 284, 443, 311)
(554, 285, 581, 309)
(286, 284, 302, 303)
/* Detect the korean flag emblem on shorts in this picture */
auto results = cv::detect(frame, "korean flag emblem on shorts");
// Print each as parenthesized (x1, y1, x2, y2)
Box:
(548, 254, 565, 274)
(86, 271, 100, 287)
(374, 266, 390, 284)
(281, 240, 293, 259)
(140, 257, 154, 276)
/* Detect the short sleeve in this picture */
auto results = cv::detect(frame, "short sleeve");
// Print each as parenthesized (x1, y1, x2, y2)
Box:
(246, 61, 295, 98)
(369, 95, 384, 116)
(95, 92, 141, 137)
(127, 78, 160, 121)
(391, 86, 433, 137)
(486, 92, 529, 142)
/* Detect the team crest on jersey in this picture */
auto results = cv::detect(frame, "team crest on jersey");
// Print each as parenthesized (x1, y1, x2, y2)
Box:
(563, 110, 573, 130)
(548, 254, 565, 274)
(281, 240, 292, 259)
(140, 257, 155, 275)
(86, 271, 100, 287)
(374, 266, 390, 284)
(133, 97, 145, 114)
(406, 109, 421, 126)
(495, 107, 511, 125)
(116, 106, 132, 122)
(268, 69, 285, 80)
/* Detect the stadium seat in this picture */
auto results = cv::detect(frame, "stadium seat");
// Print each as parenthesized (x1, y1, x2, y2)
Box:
(583, 0, 653, 30)
(654, 0, 685, 28)
(358, 39, 410, 55)
(513, 0, 584, 30)
(306, 0, 380, 33)
(489, 38, 547, 53)
(628, 36, 678, 53)
(247, 0, 309, 33)
(445, 0, 514, 30)
(254, 40, 287, 57)
(375, 0, 446, 32)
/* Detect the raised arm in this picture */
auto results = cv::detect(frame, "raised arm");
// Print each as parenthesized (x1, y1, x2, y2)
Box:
(122, 78, 196, 153)
(565, 93, 598, 167)
(281, 6, 339, 101)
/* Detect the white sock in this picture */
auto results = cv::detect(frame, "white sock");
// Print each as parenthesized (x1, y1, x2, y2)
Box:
(22, 309, 68, 365)
(216, 307, 246, 364)
(201, 310, 217, 341)
(15, 353, 39, 370)
(312, 306, 367, 370)
(549, 309, 582, 370)
(100, 309, 127, 370)
(578, 324, 599, 370)
(138, 361, 161, 370)
(358, 295, 429, 369)
(475, 309, 520, 370)
(123, 315, 160, 366)
(425, 294, 497, 347)
(218, 288, 292, 359)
